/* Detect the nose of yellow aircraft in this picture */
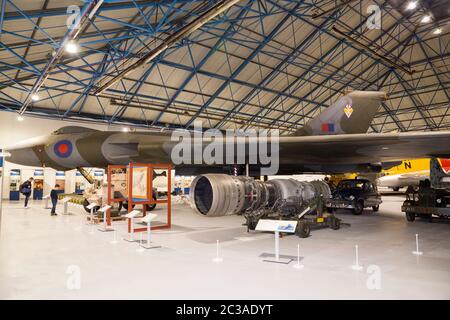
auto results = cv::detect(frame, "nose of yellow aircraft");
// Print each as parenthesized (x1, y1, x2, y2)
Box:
(7, 147, 42, 167)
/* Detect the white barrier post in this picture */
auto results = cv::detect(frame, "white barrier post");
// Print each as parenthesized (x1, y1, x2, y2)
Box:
(412, 233, 423, 256)
(351, 245, 363, 271)
(293, 243, 304, 269)
(61, 197, 71, 215)
(212, 240, 223, 263)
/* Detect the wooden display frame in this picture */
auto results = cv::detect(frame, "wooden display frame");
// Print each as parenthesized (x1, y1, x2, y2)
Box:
(106, 163, 172, 232)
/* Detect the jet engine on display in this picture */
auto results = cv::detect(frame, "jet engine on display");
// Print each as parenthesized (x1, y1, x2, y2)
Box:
(190, 174, 332, 230)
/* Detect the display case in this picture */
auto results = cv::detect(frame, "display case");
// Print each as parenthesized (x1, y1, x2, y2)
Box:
(9, 169, 21, 200)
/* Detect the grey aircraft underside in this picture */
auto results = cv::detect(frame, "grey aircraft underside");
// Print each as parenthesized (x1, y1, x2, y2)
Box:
(6, 91, 450, 175)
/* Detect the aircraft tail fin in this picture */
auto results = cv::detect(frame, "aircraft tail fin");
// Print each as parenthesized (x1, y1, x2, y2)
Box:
(294, 91, 387, 136)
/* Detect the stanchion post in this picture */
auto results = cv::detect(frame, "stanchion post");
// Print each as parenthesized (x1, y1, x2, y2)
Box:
(293, 243, 304, 269)
(274, 231, 280, 262)
(212, 239, 223, 263)
(412, 233, 423, 256)
(351, 245, 363, 271)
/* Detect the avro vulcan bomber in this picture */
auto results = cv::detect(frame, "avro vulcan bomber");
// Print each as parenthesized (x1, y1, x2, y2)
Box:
(7, 91, 450, 176)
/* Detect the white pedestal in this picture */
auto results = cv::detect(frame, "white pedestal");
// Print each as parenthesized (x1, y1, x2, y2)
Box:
(262, 231, 293, 264)
(61, 197, 72, 215)
(86, 202, 98, 225)
(139, 214, 161, 249)
(123, 210, 140, 242)
(43, 195, 50, 209)
(97, 205, 113, 232)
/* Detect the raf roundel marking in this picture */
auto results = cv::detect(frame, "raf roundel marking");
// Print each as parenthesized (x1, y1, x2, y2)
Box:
(54, 140, 73, 158)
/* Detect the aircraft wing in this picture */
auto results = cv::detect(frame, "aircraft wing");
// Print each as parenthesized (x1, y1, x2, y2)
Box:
(278, 131, 450, 164)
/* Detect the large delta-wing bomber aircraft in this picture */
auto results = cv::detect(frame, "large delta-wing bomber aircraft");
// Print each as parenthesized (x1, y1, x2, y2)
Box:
(7, 91, 450, 176)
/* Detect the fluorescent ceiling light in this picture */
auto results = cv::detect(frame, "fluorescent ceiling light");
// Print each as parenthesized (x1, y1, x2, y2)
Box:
(433, 28, 442, 35)
(406, 1, 418, 10)
(421, 15, 431, 23)
(65, 40, 79, 54)
(31, 94, 40, 101)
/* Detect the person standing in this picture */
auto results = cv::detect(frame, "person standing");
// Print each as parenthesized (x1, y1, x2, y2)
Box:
(50, 184, 60, 216)
(20, 177, 34, 209)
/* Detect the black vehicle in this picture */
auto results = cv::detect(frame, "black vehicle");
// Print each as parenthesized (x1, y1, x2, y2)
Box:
(402, 180, 450, 222)
(328, 179, 382, 215)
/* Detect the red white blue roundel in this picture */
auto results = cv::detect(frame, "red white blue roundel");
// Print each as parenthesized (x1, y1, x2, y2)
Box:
(54, 140, 73, 158)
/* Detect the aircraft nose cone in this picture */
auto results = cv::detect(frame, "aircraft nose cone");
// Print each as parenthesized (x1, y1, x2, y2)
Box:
(7, 148, 42, 167)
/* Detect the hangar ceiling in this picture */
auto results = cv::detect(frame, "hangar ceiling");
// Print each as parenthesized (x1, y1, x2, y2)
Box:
(0, 0, 448, 134)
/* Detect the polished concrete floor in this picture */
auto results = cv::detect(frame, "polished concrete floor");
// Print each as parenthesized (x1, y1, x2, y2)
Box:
(0, 196, 449, 300)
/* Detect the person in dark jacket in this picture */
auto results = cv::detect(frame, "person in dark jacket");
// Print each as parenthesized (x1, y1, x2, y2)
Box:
(20, 177, 34, 209)
(50, 184, 60, 216)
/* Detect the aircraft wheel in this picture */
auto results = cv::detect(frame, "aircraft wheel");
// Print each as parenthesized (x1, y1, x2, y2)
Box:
(296, 220, 311, 238)
(146, 197, 157, 211)
(406, 212, 416, 222)
(392, 187, 400, 192)
(122, 202, 135, 210)
(372, 205, 380, 212)
(246, 219, 258, 231)
(352, 201, 364, 215)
